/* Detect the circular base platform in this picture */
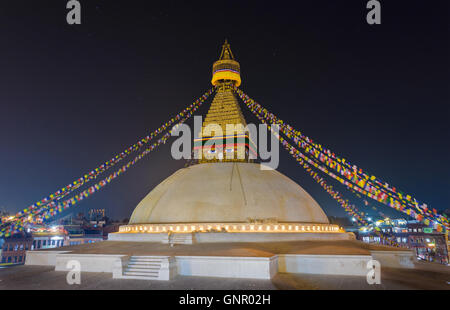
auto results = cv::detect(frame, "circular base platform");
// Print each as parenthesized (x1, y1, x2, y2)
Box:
(118, 222, 342, 234)
(110, 230, 352, 244)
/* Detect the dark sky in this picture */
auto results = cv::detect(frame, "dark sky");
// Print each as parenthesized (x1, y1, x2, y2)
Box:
(0, 0, 448, 221)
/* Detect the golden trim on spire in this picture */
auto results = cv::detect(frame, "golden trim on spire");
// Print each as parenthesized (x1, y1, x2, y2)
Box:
(212, 40, 241, 87)
(219, 39, 235, 60)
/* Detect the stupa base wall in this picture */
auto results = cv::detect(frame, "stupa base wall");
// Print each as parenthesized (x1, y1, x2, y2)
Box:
(108, 231, 353, 243)
(278, 254, 372, 276)
(25, 240, 417, 280)
(25, 251, 416, 279)
(176, 255, 278, 279)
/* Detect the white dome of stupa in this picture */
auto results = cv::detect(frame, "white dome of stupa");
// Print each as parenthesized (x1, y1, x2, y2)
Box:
(129, 162, 329, 225)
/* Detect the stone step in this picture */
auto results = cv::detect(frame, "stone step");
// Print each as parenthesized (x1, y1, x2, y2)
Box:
(129, 258, 164, 263)
(130, 256, 165, 258)
(126, 267, 160, 272)
(128, 262, 161, 266)
(131, 256, 169, 258)
(120, 256, 169, 280)
(120, 274, 159, 280)
(171, 234, 193, 244)
(124, 271, 159, 277)
(129, 262, 163, 266)
(128, 263, 162, 267)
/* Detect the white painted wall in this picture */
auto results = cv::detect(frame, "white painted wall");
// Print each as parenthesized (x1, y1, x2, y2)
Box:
(176, 255, 278, 279)
(278, 254, 372, 276)
(107, 231, 351, 243)
(108, 233, 165, 242)
(25, 251, 71, 266)
(24, 249, 418, 280)
(55, 254, 128, 273)
(370, 250, 416, 269)
(194, 232, 351, 243)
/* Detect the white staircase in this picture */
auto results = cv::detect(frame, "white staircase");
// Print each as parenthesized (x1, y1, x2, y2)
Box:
(171, 233, 193, 245)
(120, 256, 172, 280)
(161, 233, 194, 245)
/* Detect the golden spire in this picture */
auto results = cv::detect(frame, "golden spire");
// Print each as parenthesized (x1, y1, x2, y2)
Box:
(211, 39, 241, 87)
(219, 39, 235, 60)
(194, 41, 255, 163)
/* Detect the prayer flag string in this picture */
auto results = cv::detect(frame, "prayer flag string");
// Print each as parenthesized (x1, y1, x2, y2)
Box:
(0, 88, 216, 237)
(234, 87, 448, 233)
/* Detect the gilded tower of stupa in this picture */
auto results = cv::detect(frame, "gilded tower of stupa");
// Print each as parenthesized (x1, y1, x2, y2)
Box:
(194, 40, 257, 163)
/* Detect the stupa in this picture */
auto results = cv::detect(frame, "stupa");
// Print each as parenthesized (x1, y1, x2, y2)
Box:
(25, 41, 415, 282)
(110, 40, 351, 243)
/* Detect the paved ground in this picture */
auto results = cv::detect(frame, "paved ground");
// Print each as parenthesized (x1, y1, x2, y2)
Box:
(36, 239, 406, 257)
(0, 265, 448, 290)
(5, 240, 448, 289)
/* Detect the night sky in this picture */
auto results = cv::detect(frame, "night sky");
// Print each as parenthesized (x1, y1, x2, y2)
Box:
(0, 1, 448, 221)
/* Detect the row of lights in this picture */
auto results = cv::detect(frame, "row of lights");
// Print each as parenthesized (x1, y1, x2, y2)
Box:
(119, 223, 341, 233)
